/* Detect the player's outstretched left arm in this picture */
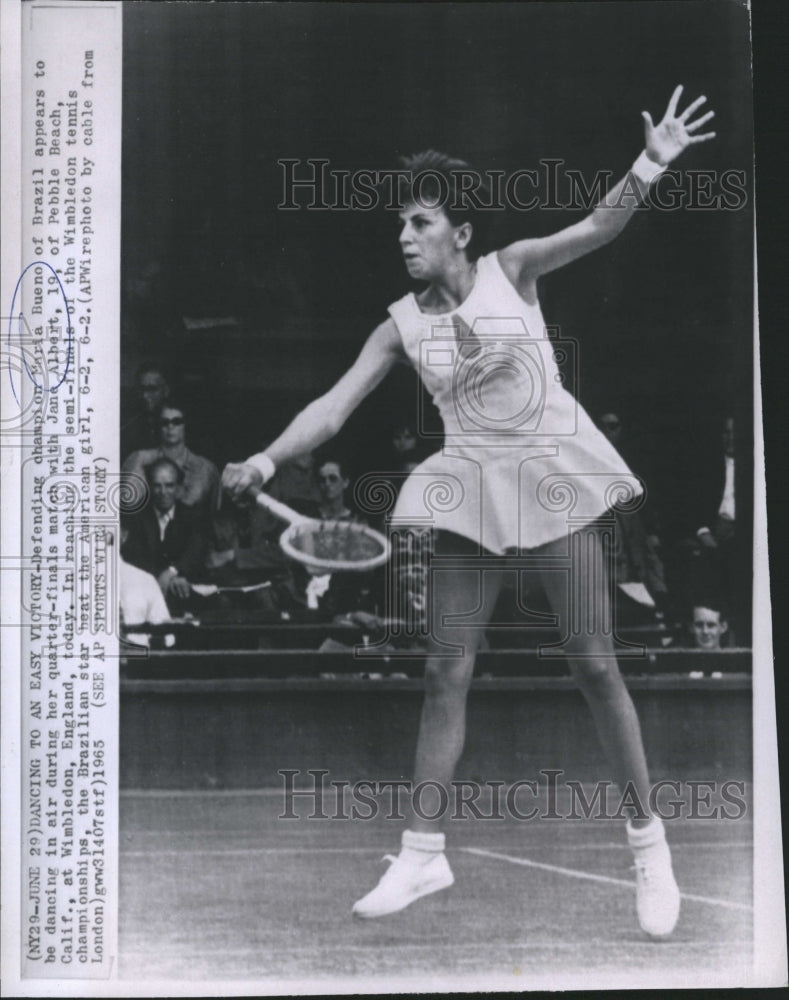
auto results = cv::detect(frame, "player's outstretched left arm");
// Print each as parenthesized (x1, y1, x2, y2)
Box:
(498, 86, 716, 284)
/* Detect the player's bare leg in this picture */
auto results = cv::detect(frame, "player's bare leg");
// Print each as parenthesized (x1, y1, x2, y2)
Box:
(412, 544, 503, 831)
(352, 532, 502, 918)
(538, 524, 680, 937)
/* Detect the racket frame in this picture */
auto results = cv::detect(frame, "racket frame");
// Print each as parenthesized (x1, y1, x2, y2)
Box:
(255, 489, 390, 572)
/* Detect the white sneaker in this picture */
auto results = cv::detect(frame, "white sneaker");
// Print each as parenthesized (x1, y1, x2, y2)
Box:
(352, 851, 454, 919)
(628, 821, 681, 938)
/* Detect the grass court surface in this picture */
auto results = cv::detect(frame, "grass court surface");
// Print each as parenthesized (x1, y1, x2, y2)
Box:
(119, 786, 753, 989)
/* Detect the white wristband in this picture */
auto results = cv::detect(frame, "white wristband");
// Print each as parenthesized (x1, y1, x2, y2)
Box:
(631, 150, 666, 186)
(246, 452, 276, 485)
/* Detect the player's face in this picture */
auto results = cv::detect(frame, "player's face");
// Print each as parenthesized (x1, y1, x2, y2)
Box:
(150, 466, 179, 514)
(160, 407, 186, 447)
(398, 203, 465, 281)
(692, 606, 727, 650)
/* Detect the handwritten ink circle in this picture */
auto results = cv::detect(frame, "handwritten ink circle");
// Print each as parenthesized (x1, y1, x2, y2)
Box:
(7, 260, 73, 406)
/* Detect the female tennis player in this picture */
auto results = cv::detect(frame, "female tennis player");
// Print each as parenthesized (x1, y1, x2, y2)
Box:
(223, 86, 715, 937)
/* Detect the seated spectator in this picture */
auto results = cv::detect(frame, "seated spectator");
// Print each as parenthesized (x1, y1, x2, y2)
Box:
(116, 524, 173, 648)
(391, 422, 419, 466)
(389, 420, 433, 476)
(669, 415, 744, 640)
(598, 408, 663, 535)
(203, 455, 324, 590)
(597, 409, 672, 624)
(612, 508, 671, 624)
(269, 451, 321, 506)
(121, 360, 170, 460)
(689, 601, 730, 651)
(202, 459, 349, 617)
(692, 417, 736, 553)
(121, 457, 208, 613)
(297, 458, 361, 522)
(200, 500, 297, 616)
(123, 401, 220, 518)
(293, 458, 381, 616)
(250, 450, 322, 540)
(209, 457, 384, 621)
(119, 524, 170, 625)
(207, 501, 289, 578)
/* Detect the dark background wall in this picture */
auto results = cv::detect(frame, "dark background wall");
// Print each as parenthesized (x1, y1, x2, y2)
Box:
(120, 681, 752, 788)
(121, 0, 754, 543)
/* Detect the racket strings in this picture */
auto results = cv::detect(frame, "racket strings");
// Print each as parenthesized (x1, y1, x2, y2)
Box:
(284, 518, 389, 569)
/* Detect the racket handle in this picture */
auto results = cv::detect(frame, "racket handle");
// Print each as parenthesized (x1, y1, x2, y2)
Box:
(253, 489, 310, 526)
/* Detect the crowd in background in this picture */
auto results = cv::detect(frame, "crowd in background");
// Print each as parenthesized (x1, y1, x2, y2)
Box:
(119, 360, 743, 652)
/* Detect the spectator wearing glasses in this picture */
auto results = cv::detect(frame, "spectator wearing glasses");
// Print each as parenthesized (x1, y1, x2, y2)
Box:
(291, 459, 380, 616)
(313, 459, 358, 521)
(122, 402, 220, 518)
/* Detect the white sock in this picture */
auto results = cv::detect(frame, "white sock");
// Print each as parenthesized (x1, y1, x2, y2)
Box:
(626, 815, 665, 849)
(400, 829, 445, 864)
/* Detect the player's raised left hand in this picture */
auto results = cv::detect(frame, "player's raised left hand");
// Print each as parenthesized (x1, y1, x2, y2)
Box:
(642, 85, 716, 166)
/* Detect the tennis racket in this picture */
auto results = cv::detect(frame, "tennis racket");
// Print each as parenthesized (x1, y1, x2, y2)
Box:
(254, 490, 390, 572)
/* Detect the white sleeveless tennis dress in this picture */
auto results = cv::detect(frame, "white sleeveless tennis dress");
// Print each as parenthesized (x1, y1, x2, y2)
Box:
(387, 251, 642, 552)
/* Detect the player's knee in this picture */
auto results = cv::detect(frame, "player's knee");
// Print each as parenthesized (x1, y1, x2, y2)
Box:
(426, 620, 481, 658)
(423, 656, 474, 699)
(568, 656, 624, 695)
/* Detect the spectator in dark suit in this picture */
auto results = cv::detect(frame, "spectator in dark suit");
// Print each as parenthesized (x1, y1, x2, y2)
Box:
(596, 410, 671, 623)
(691, 416, 736, 551)
(669, 416, 739, 638)
(121, 457, 207, 612)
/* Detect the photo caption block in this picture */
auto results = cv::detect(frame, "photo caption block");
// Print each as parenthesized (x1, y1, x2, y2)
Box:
(16, 0, 122, 980)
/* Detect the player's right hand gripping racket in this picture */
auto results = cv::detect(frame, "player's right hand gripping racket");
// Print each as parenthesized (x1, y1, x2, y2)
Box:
(254, 490, 390, 572)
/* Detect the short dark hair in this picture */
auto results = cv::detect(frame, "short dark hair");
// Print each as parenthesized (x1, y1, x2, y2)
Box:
(160, 400, 187, 419)
(316, 457, 348, 480)
(397, 150, 492, 261)
(145, 456, 183, 486)
(690, 599, 728, 622)
(136, 359, 169, 383)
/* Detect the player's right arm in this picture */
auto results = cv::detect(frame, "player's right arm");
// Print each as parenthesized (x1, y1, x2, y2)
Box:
(222, 318, 404, 499)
